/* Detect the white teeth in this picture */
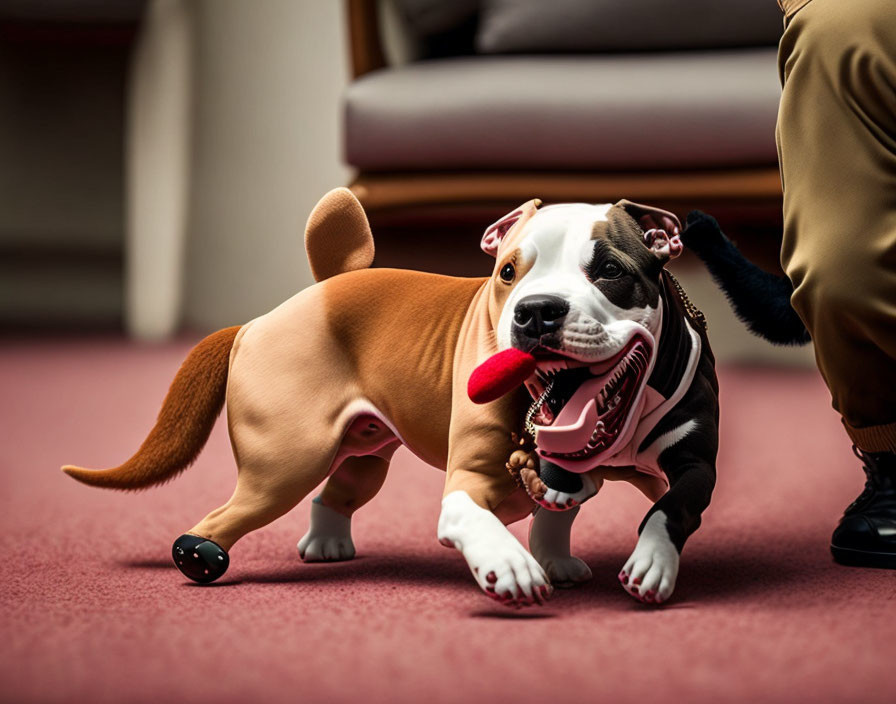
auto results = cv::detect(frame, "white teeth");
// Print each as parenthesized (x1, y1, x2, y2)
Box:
(541, 359, 569, 374)
(585, 421, 608, 450)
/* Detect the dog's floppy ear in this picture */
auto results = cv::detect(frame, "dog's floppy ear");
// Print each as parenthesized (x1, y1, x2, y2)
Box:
(615, 199, 683, 262)
(481, 199, 541, 257)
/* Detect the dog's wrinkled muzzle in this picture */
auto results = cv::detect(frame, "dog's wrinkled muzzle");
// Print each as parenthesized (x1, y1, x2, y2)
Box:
(468, 334, 653, 471)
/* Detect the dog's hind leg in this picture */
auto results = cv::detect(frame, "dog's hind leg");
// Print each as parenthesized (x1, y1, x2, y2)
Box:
(528, 505, 592, 588)
(298, 455, 390, 562)
(172, 437, 338, 584)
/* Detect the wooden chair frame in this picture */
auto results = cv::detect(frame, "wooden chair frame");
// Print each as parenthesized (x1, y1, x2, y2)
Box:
(344, 0, 782, 217)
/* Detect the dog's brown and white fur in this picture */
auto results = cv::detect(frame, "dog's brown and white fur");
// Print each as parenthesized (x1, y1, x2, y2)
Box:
(64, 189, 717, 607)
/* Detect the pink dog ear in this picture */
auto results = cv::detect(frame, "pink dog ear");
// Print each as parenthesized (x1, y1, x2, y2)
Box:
(615, 199, 683, 262)
(481, 199, 542, 257)
(615, 199, 681, 236)
(643, 228, 683, 261)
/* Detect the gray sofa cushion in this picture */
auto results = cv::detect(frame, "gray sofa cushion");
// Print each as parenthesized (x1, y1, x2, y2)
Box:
(345, 49, 781, 171)
(477, 0, 783, 54)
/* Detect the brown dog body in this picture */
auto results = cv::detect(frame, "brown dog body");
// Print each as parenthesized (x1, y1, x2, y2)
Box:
(212, 266, 532, 548)
(65, 189, 545, 603)
(66, 188, 715, 607)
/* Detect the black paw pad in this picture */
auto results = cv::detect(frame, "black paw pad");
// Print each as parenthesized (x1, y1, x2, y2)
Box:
(539, 461, 583, 494)
(172, 534, 229, 583)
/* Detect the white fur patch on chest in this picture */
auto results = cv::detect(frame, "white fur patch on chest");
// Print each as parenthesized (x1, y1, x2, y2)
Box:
(641, 419, 698, 462)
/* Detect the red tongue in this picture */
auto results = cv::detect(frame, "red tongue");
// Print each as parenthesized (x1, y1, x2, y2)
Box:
(468, 348, 537, 404)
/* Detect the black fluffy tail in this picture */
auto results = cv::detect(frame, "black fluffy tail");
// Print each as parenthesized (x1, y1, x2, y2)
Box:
(681, 211, 810, 346)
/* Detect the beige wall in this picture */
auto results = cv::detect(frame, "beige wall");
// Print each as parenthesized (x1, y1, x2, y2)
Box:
(182, 0, 351, 330)
(0, 36, 127, 326)
(0, 1, 350, 330)
(0, 0, 814, 370)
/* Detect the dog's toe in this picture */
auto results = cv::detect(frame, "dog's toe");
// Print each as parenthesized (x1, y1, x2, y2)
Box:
(619, 512, 679, 605)
(298, 534, 356, 562)
(542, 555, 592, 588)
(298, 499, 355, 562)
(469, 543, 552, 607)
(537, 482, 597, 511)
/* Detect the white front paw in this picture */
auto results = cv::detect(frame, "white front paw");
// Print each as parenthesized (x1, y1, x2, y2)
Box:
(438, 491, 552, 607)
(464, 536, 552, 606)
(540, 555, 592, 588)
(537, 473, 599, 511)
(528, 505, 591, 588)
(618, 511, 679, 604)
(298, 499, 355, 562)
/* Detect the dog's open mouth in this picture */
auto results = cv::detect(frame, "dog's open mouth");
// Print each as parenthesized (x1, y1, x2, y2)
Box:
(526, 336, 651, 461)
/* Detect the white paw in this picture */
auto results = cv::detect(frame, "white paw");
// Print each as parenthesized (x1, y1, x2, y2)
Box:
(297, 499, 355, 562)
(297, 533, 355, 562)
(465, 535, 552, 606)
(438, 491, 552, 607)
(528, 505, 591, 588)
(541, 555, 592, 588)
(619, 511, 679, 605)
(537, 473, 599, 511)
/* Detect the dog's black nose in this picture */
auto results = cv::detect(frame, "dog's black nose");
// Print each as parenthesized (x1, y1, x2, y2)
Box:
(512, 295, 569, 339)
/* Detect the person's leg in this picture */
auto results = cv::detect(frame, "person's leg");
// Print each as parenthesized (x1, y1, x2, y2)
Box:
(776, 0, 896, 566)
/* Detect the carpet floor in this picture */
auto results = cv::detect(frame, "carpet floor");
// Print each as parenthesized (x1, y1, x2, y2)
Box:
(1, 336, 894, 704)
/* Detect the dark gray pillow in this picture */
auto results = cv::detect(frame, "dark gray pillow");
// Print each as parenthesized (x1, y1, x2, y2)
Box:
(477, 0, 783, 54)
(393, 0, 479, 42)
(393, 0, 481, 57)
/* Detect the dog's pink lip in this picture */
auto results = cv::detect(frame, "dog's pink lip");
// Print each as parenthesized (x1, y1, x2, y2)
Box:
(527, 342, 635, 381)
(526, 337, 647, 406)
(528, 349, 588, 370)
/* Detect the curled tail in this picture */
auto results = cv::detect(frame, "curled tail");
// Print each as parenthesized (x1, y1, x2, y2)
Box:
(681, 211, 810, 346)
(62, 326, 241, 490)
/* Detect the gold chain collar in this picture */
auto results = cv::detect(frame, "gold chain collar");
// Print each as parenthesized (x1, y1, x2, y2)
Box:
(666, 271, 707, 331)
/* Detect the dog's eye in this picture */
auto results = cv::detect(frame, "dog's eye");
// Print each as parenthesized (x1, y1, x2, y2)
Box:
(598, 261, 623, 279)
(499, 263, 516, 283)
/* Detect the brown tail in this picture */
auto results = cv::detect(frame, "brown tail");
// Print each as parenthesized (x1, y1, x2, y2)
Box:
(62, 326, 241, 490)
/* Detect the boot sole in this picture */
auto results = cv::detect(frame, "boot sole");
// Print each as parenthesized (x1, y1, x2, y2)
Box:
(830, 544, 896, 569)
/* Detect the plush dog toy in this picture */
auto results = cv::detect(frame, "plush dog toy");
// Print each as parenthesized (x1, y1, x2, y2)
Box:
(64, 189, 716, 607)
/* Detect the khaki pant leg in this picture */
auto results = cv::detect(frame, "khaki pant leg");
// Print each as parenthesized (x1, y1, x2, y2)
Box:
(776, 0, 896, 452)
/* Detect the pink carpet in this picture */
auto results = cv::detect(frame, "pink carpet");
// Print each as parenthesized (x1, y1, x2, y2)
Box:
(2, 336, 894, 704)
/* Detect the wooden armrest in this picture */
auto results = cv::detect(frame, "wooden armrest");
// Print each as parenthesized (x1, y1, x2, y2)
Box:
(346, 0, 386, 78)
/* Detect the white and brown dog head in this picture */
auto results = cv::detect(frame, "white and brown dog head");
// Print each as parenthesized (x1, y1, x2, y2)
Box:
(481, 199, 683, 470)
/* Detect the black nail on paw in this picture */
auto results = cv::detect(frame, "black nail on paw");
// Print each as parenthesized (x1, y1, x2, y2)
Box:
(172, 534, 229, 584)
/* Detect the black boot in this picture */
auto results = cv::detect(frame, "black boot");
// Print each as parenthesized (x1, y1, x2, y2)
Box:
(830, 447, 896, 569)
